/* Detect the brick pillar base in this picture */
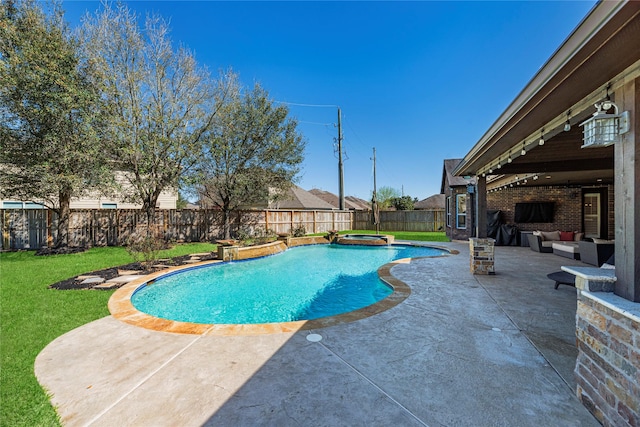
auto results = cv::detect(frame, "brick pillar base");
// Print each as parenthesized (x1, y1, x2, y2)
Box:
(469, 238, 495, 275)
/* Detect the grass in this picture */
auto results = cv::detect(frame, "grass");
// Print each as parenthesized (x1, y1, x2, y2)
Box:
(0, 242, 217, 427)
(312, 230, 449, 242)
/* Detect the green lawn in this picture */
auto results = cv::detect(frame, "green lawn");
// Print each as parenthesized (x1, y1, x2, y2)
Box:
(313, 230, 449, 242)
(0, 243, 217, 427)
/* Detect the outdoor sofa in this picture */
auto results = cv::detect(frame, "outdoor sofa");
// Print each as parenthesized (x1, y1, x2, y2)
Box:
(527, 230, 584, 258)
(578, 240, 615, 266)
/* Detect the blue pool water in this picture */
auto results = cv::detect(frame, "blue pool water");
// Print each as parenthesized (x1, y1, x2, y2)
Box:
(132, 244, 446, 325)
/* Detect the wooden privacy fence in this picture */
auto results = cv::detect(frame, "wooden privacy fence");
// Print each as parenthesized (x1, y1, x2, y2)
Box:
(353, 209, 445, 232)
(1, 208, 444, 249)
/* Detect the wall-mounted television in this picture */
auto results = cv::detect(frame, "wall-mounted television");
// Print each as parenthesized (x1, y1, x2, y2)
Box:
(514, 202, 554, 223)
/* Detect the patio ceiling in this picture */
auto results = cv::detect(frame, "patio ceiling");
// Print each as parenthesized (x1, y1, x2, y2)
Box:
(454, 1, 640, 187)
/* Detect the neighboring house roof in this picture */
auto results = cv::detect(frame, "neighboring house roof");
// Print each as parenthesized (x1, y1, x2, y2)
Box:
(345, 195, 371, 210)
(269, 186, 335, 210)
(309, 189, 370, 210)
(441, 159, 476, 193)
(415, 194, 445, 210)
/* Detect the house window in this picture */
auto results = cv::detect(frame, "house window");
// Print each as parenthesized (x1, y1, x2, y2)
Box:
(3, 201, 24, 209)
(456, 194, 466, 229)
(101, 203, 117, 209)
(2, 201, 44, 209)
(446, 196, 451, 227)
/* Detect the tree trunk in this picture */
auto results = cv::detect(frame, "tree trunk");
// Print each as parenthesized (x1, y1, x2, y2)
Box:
(142, 191, 161, 237)
(222, 208, 231, 240)
(56, 190, 71, 248)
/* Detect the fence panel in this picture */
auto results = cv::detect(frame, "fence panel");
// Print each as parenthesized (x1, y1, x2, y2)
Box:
(4, 208, 452, 249)
(1, 209, 49, 250)
(353, 209, 444, 232)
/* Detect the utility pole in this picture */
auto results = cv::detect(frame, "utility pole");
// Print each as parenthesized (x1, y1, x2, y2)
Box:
(372, 147, 380, 234)
(337, 107, 345, 210)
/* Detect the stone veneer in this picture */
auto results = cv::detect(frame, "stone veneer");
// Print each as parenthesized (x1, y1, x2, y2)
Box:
(563, 266, 640, 427)
(469, 238, 495, 275)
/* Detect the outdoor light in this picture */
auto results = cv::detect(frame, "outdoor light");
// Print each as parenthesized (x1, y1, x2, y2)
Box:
(564, 110, 571, 132)
(533, 174, 539, 180)
(520, 141, 526, 156)
(580, 101, 630, 148)
(497, 161, 501, 169)
(507, 154, 512, 163)
(489, 167, 493, 174)
(538, 129, 545, 146)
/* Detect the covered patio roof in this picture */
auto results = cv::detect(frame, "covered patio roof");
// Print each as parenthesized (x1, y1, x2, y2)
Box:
(453, 1, 640, 186)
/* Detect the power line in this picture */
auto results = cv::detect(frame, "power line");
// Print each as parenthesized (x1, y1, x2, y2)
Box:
(298, 120, 333, 126)
(275, 100, 339, 108)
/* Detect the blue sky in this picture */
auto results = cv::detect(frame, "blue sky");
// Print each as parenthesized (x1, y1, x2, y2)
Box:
(62, 1, 596, 201)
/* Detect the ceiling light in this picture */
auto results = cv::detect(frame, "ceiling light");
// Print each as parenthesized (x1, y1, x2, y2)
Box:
(521, 141, 526, 156)
(538, 129, 545, 146)
(507, 154, 512, 163)
(564, 110, 571, 132)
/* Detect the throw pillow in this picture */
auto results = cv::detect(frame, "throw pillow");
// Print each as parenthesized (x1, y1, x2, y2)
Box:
(540, 231, 560, 241)
(560, 231, 574, 241)
(574, 232, 584, 241)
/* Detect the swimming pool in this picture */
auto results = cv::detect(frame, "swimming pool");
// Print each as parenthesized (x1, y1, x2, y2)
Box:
(131, 244, 447, 325)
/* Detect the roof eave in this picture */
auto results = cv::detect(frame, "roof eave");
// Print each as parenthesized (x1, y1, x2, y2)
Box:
(453, 0, 634, 177)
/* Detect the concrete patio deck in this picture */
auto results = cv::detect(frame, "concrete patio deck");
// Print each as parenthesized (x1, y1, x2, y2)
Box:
(35, 241, 599, 426)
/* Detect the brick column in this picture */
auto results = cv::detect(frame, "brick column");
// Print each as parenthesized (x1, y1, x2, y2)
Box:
(469, 238, 495, 275)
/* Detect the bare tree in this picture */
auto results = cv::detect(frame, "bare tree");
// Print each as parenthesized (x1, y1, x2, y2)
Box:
(0, 0, 111, 247)
(195, 74, 305, 239)
(80, 3, 223, 232)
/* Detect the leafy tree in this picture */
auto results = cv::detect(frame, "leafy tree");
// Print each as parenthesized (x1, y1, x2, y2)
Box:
(79, 3, 222, 232)
(0, 0, 111, 247)
(390, 195, 415, 210)
(176, 192, 189, 209)
(375, 186, 401, 209)
(195, 74, 305, 239)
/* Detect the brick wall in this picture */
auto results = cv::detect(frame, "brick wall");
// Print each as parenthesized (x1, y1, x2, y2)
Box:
(575, 293, 640, 426)
(445, 187, 473, 241)
(486, 184, 615, 239)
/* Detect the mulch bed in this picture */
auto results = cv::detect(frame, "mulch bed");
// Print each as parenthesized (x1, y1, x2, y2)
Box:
(50, 253, 218, 290)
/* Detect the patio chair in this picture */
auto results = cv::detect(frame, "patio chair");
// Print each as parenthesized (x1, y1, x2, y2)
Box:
(578, 240, 615, 266)
(527, 234, 553, 253)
